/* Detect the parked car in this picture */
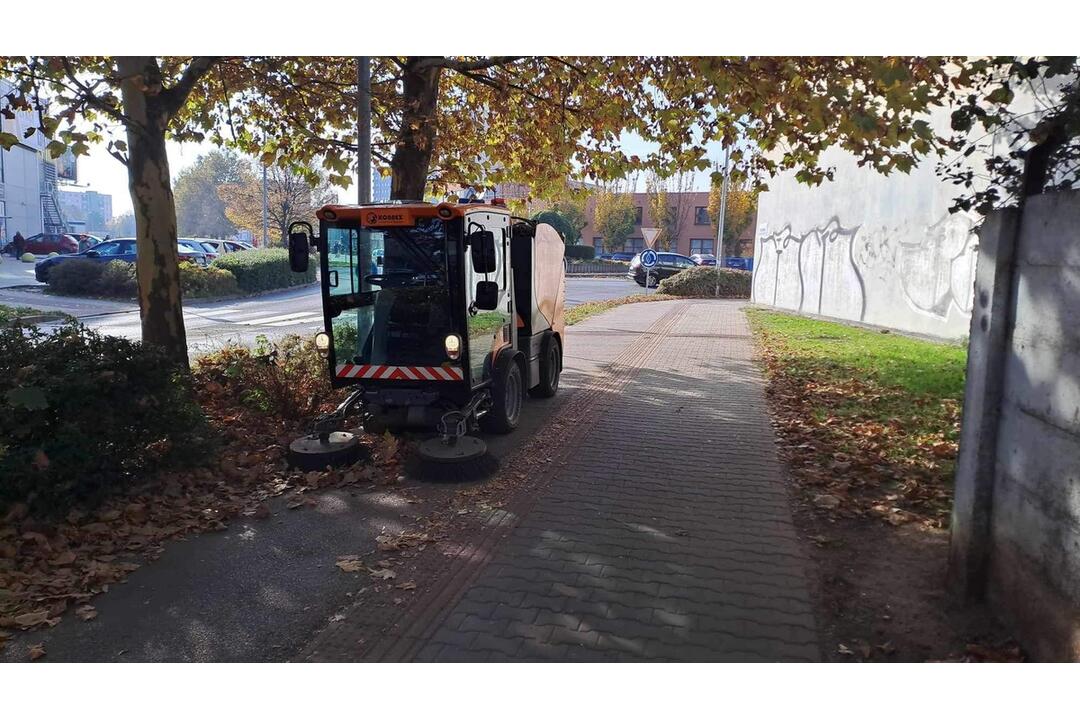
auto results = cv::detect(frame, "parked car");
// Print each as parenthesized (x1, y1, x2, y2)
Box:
(35, 238, 210, 283)
(23, 233, 79, 255)
(609, 251, 637, 262)
(691, 253, 717, 266)
(198, 239, 251, 256)
(177, 239, 216, 265)
(628, 251, 698, 287)
(69, 233, 106, 252)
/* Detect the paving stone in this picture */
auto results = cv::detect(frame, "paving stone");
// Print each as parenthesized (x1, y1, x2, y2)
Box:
(412, 301, 820, 661)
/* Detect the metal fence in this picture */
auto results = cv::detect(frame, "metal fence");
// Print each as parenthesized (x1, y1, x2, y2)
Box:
(565, 261, 628, 275)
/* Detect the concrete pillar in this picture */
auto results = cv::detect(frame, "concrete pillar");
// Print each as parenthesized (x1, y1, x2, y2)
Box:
(947, 208, 1020, 601)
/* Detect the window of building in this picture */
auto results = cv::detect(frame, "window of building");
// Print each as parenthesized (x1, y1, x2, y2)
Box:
(690, 239, 714, 255)
(593, 236, 604, 249)
(694, 207, 710, 225)
(633, 206, 643, 225)
(623, 237, 644, 253)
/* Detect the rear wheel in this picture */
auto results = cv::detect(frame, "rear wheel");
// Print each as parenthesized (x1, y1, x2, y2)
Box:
(480, 355, 523, 434)
(530, 336, 561, 398)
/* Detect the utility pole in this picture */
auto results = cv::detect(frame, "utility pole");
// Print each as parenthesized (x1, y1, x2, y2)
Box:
(261, 164, 269, 247)
(714, 145, 731, 297)
(357, 56, 371, 204)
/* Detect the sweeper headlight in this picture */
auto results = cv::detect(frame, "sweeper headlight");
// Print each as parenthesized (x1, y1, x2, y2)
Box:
(314, 331, 331, 357)
(444, 334, 461, 360)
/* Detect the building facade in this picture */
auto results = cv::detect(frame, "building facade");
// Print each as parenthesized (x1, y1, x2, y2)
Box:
(58, 189, 113, 235)
(579, 191, 756, 258)
(0, 79, 70, 245)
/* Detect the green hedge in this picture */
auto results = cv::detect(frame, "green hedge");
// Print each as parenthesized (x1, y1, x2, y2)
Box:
(180, 263, 239, 298)
(49, 259, 108, 295)
(564, 245, 596, 260)
(0, 323, 207, 514)
(213, 248, 316, 293)
(657, 266, 752, 298)
(50, 259, 241, 299)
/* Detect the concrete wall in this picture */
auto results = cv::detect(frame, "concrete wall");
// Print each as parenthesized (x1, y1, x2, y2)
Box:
(979, 191, 1080, 659)
(751, 108, 977, 339)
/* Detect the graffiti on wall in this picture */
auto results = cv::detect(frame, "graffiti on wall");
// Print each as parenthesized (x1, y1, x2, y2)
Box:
(753, 212, 979, 325)
(752, 217, 867, 319)
(897, 212, 979, 318)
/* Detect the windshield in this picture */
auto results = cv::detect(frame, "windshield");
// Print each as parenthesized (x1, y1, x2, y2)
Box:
(326, 219, 454, 368)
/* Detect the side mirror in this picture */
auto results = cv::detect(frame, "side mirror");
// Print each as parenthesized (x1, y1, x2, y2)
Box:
(474, 280, 499, 310)
(288, 224, 311, 273)
(469, 230, 497, 274)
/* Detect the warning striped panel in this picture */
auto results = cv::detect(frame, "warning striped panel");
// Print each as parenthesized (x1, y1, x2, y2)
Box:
(335, 364, 464, 381)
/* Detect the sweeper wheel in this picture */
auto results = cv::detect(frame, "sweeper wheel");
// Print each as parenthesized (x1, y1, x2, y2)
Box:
(287, 431, 364, 471)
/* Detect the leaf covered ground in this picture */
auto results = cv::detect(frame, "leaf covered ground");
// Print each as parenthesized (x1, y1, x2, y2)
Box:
(747, 309, 1020, 662)
(0, 338, 404, 658)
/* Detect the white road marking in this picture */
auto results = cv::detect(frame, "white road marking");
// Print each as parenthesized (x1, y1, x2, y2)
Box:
(233, 311, 322, 326)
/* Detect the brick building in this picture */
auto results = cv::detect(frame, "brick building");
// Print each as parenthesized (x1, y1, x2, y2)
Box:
(579, 191, 756, 258)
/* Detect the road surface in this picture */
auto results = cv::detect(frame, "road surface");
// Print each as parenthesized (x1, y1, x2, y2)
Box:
(1, 276, 643, 354)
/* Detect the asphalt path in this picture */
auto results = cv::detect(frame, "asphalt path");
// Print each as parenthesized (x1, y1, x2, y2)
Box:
(0, 300, 677, 662)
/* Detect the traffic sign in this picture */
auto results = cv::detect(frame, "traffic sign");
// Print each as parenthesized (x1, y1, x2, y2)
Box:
(640, 249, 658, 268)
(641, 227, 660, 249)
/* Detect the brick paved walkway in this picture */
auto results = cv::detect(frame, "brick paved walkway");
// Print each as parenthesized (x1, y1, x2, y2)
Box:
(413, 301, 820, 661)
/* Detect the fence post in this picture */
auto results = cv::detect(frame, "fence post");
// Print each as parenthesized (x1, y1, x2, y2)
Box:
(947, 208, 1020, 602)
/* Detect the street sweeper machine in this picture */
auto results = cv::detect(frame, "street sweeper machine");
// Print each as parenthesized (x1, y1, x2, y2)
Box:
(285, 198, 566, 469)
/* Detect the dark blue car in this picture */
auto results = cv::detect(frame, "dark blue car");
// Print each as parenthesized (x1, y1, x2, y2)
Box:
(35, 238, 210, 283)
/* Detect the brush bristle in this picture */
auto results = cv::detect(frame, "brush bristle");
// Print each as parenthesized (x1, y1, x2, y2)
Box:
(403, 451, 501, 483)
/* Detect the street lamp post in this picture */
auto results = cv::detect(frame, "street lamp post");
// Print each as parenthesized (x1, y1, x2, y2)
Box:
(357, 56, 371, 205)
(714, 145, 731, 297)
(261, 164, 268, 247)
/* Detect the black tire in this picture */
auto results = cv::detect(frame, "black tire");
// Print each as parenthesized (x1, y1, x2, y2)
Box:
(646, 273, 660, 288)
(530, 335, 561, 398)
(480, 354, 523, 434)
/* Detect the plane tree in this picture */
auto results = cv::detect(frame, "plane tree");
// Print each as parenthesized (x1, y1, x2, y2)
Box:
(3, 55, 1011, 365)
(0, 56, 359, 366)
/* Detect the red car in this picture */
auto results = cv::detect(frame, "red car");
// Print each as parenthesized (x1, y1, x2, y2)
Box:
(23, 233, 79, 254)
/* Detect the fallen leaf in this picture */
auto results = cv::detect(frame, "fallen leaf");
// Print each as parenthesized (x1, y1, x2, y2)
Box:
(335, 559, 365, 573)
(28, 644, 46, 661)
(75, 605, 98, 622)
(395, 581, 417, 591)
(369, 568, 397, 581)
(14, 611, 49, 629)
(813, 494, 842, 510)
(837, 643, 854, 656)
(49, 550, 77, 567)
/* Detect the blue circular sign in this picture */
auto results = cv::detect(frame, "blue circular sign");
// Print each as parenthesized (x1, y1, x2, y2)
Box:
(641, 249, 658, 268)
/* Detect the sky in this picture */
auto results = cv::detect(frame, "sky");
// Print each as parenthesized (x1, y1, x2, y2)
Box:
(79, 131, 728, 218)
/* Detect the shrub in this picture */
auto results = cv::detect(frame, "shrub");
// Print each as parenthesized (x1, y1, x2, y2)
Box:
(96, 260, 139, 297)
(48, 259, 106, 295)
(181, 263, 239, 298)
(213, 248, 316, 294)
(0, 323, 207, 515)
(194, 334, 334, 420)
(657, 266, 752, 298)
(564, 245, 596, 260)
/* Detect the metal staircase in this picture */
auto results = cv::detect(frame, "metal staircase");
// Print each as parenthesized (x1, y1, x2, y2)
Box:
(39, 160, 68, 233)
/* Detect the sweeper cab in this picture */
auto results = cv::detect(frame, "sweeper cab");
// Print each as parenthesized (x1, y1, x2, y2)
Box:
(285, 198, 566, 469)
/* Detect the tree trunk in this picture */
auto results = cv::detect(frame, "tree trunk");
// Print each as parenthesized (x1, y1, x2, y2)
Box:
(118, 57, 189, 368)
(390, 59, 442, 201)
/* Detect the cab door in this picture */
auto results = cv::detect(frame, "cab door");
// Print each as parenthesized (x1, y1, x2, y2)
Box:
(463, 210, 512, 388)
